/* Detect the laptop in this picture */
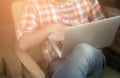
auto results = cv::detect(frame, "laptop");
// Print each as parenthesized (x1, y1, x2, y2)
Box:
(49, 15, 120, 58)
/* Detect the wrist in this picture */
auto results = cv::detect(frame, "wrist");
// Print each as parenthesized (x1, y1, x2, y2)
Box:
(44, 25, 53, 35)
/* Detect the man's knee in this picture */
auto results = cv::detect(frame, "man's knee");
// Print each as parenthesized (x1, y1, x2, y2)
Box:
(73, 43, 98, 56)
(74, 43, 103, 62)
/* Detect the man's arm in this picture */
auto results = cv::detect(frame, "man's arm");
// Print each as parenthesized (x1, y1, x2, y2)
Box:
(18, 2, 66, 50)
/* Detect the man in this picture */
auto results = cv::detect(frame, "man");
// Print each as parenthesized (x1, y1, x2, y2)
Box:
(18, 0, 105, 78)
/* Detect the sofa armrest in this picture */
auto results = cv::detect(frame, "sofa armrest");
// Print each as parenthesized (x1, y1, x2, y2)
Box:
(0, 46, 22, 78)
(15, 43, 45, 78)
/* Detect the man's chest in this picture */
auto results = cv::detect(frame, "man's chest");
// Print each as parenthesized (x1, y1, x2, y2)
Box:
(37, 1, 89, 25)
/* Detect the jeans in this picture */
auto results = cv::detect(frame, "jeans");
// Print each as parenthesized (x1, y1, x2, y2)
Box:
(49, 43, 105, 78)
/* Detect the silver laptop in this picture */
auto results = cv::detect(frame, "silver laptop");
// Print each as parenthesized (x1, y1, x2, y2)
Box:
(49, 15, 120, 58)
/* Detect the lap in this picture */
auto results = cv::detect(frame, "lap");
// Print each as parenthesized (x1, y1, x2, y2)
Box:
(46, 43, 105, 78)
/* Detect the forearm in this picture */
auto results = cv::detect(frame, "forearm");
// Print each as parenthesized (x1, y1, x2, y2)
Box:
(19, 26, 51, 50)
(19, 23, 66, 50)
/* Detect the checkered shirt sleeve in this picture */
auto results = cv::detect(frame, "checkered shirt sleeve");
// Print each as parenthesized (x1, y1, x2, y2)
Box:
(17, 2, 39, 40)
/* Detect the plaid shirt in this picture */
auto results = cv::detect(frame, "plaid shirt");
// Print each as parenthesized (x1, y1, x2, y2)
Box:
(18, 0, 105, 68)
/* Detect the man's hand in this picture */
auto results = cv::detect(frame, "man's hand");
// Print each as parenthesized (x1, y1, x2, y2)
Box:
(48, 23, 68, 40)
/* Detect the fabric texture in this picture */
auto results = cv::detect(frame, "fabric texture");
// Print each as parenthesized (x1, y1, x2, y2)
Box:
(17, 0, 105, 68)
(48, 43, 104, 78)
